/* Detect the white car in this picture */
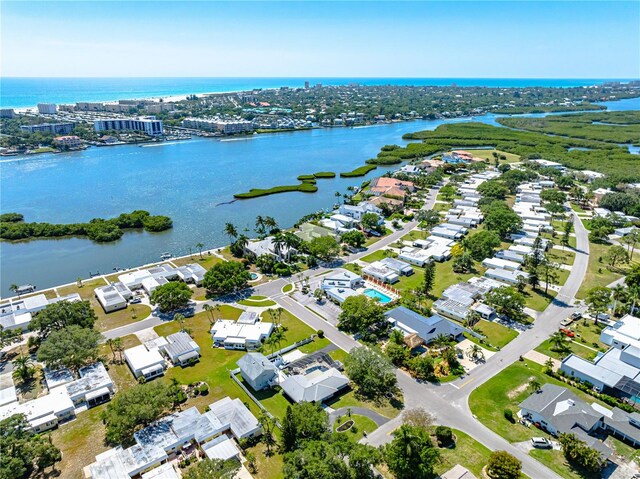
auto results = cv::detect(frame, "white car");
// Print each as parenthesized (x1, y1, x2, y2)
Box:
(531, 437, 552, 449)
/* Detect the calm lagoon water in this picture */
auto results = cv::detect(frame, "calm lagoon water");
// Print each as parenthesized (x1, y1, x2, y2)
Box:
(1, 97, 638, 294)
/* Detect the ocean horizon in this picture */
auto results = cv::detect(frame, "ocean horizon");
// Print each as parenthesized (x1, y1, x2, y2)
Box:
(2, 76, 638, 109)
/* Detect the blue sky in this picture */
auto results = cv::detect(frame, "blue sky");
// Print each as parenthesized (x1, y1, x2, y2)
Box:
(2, 1, 639, 78)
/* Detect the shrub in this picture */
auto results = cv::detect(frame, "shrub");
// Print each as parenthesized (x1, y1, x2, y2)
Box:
(435, 426, 454, 447)
(503, 408, 514, 423)
(316, 329, 325, 339)
(198, 383, 209, 395)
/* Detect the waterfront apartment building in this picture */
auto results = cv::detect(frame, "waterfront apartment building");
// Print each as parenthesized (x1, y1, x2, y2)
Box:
(20, 122, 75, 135)
(0, 109, 16, 118)
(37, 103, 57, 114)
(181, 117, 253, 134)
(94, 116, 164, 136)
(76, 102, 106, 111)
(53, 135, 81, 149)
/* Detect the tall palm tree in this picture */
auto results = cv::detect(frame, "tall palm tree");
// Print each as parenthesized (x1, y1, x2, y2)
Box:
(196, 242, 204, 259)
(550, 332, 570, 353)
(224, 223, 238, 243)
(235, 234, 249, 255)
(203, 304, 214, 324)
(611, 284, 628, 317)
(113, 337, 124, 364)
(106, 339, 117, 363)
(255, 216, 266, 238)
(283, 232, 301, 262)
(13, 355, 36, 383)
(271, 233, 286, 262)
(174, 313, 186, 332)
(263, 216, 278, 235)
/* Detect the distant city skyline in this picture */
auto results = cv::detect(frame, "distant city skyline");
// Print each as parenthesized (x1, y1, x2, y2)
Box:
(1, 1, 639, 79)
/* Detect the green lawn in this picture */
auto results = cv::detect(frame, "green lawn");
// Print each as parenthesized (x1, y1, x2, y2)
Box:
(325, 389, 404, 420)
(401, 229, 428, 242)
(570, 202, 588, 213)
(360, 249, 395, 263)
(432, 428, 493, 478)
(282, 283, 294, 293)
(535, 337, 599, 361)
(238, 298, 277, 307)
(570, 321, 608, 351)
(172, 254, 221, 270)
(469, 360, 609, 444)
(332, 414, 379, 441)
(523, 286, 557, 312)
(470, 320, 519, 349)
(576, 242, 639, 299)
(243, 442, 284, 479)
(467, 149, 521, 164)
(529, 448, 600, 479)
(547, 248, 576, 266)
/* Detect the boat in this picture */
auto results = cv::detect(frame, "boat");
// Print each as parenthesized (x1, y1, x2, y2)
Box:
(160, 252, 172, 260)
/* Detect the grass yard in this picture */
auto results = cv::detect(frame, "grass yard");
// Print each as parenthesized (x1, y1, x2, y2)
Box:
(523, 286, 557, 312)
(364, 228, 392, 247)
(469, 360, 608, 444)
(99, 334, 141, 392)
(325, 389, 403, 419)
(432, 428, 493, 478)
(570, 321, 608, 351)
(282, 283, 294, 293)
(401, 229, 428, 242)
(570, 202, 588, 213)
(535, 337, 599, 361)
(238, 298, 277, 307)
(576, 242, 639, 299)
(547, 248, 576, 266)
(50, 406, 109, 479)
(243, 442, 284, 479)
(468, 149, 521, 163)
(470, 319, 519, 349)
(332, 414, 379, 441)
(529, 448, 600, 479)
(172, 254, 221, 270)
(360, 249, 395, 263)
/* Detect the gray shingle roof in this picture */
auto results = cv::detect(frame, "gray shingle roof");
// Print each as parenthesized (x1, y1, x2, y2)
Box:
(237, 352, 276, 381)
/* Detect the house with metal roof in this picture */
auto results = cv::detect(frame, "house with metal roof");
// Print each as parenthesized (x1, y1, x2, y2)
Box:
(201, 434, 241, 461)
(384, 307, 466, 345)
(141, 463, 180, 479)
(160, 331, 200, 366)
(485, 268, 529, 285)
(95, 283, 130, 312)
(237, 352, 277, 391)
(207, 396, 262, 439)
(175, 263, 207, 286)
(482, 257, 522, 271)
(560, 344, 640, 402)
(210, 318, 274, 350)
(281, 367, 350, 403)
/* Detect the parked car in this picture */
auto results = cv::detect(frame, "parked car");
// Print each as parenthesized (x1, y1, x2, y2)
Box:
(129, 297, 142, 304)
(531, 437, 552, 449)
(560, 318, 573, 327)
(595, 312, 610, 321)
(559, 328, 575, 337)
(570, 312, 582, 320)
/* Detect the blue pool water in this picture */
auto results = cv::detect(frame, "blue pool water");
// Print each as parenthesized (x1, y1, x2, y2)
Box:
(364, 288, 392, 304)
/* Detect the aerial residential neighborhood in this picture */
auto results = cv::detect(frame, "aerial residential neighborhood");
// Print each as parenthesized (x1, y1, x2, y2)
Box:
(1, 2, 640, 479)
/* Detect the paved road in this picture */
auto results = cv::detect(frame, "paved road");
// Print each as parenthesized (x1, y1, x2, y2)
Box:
(329, 407, 390, 427)
(99, 189, 591, 478)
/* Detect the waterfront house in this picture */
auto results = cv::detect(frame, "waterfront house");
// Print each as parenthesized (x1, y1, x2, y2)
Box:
(95, 284, 129, 312)
(0, 292, 81, 331)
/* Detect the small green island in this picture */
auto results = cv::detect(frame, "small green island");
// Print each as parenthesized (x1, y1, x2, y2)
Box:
(0, 210, 173, 243)
(339, 164, 377, 177)
(235, 171, 335, 199)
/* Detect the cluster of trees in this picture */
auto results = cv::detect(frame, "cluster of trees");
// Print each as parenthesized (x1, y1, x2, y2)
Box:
(344, 347, 397, 399)
(523, 236, 561, 294)
(21, 300, 102, 378)
(0, 415, 61, 478)
(558, 433, 607, 473)
(0, 210, 172, 243)
(385, 331, 463, 381)
(281, 402, 382, 479)
(202, 261, 252, 296)
(337, 296, 390, 343)
(101, 381, 184, 446)
(150, 281, 193, 313)
(480, 200, 523, 240)
(485, 286, 526, 321)
(599, 191, 640, 216)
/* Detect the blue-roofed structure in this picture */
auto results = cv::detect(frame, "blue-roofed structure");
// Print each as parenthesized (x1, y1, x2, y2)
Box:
(384, 306, 466, 345)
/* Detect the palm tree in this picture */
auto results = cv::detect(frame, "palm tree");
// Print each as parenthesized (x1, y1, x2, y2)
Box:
(550, 332, 570, 353)
(255, 216, 266, 238)
(13, 355, 36, 383)
(467, 344, 484, 361)
(235, 234, 249, 255)
(196, 242, 204, 259)
(106, 339, 117, 363)
(224, 223, 238, 243)
(283, 232, 301, 262)
(263, 216, 278, 235)
(174, 313, 186, 332)
(529, 379, 542, 393)
(9, 284, 20, 299)
(272, 233, 286, 261)
(203, 304, 214, 324)
(113, 337, 124, 364)
(258, 412, 277, 456)
(544, 357, 555, 372)
(611, 284, 628, 317)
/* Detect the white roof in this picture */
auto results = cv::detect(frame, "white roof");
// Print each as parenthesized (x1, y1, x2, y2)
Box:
(211, 319, 274, 343)
(281, 367, 350, 403)
(141, 463, 180, 479)
(124, 345, 166, 372)
(202, 434, 241, 461)
(0, 387, 74, 426)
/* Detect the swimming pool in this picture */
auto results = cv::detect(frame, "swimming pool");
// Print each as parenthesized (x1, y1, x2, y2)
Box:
(364, 288, 392, 304)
